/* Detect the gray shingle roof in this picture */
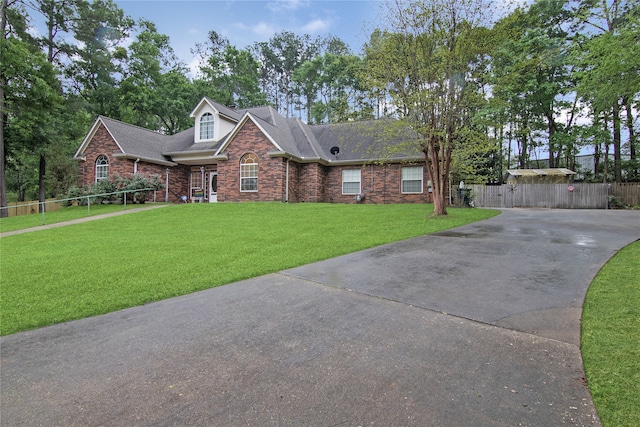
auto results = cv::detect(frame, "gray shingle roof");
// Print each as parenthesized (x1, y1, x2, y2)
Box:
(98, 116, 176, 163)
(92, 100, 420, 165)
(308, 119, 422, 162)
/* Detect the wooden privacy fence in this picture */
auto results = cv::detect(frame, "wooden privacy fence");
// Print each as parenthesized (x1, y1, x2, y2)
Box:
(3, 200, 63, 217)
(469, 183, 640, 209)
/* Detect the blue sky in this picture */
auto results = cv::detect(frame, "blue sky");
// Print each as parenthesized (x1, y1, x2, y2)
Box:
(115, 0, 384, 70)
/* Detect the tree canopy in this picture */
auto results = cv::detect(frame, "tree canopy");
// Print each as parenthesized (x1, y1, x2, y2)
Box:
(1, 0, 637, 216)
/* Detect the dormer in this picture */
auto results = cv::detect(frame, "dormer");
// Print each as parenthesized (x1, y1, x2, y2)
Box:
(190, 97, 240, 143)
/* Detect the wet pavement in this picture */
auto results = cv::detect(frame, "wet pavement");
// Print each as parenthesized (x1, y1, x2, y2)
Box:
(1, 208, 638, 426)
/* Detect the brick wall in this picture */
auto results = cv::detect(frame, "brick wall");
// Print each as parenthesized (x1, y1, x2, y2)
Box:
(297, 163, 327, 202)
(79, 121, 432, 205)
(217, 120, 287, 202)
(78, 123, 190, 203)
(323, 163, 432, 204)
(78, 124, 131, 186)
(136, 163, 190, 203)
(287, 161, 301, 202)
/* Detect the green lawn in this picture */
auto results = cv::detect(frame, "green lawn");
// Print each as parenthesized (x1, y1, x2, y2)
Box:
(582, 240, 640, 427)
(0, 203, 153, 233)
(0, 202, 498, 336)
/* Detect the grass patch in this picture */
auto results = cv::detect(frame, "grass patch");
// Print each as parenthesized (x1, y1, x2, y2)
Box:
(0, 203, 151, 233)
(582, 240, 640, 427)
(0, 203, 498, 336)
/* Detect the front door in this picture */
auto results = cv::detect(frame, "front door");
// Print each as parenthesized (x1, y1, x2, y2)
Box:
(209, 172, 218, 203)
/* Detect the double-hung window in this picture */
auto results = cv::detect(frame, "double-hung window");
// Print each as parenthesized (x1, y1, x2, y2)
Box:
(199, 113, 214, 140)
(240, 153, 258, 192)
(342, 169, 361, 194)
(401, 166, 423, 193)
(95, 155, 109, 182)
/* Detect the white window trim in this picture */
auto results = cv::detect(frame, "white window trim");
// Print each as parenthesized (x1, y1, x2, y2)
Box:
(342, 169, 361, 195)
(240, 153, 258, 192)
(401, 166, 424, 194)
(199, 112, 214, 141)
(95, 155, 109, 182)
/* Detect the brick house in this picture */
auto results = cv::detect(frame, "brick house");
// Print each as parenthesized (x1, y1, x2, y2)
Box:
(74, 97, 433, 204)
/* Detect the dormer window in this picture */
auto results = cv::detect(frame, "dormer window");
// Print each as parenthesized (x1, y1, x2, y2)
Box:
(199, 113, 214, 140)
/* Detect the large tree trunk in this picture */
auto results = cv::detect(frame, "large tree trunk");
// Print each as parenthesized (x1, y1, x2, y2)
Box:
(547, 114, 556, 168)
(0, 0, 8, 218)
(624, 99, 638, 179)
(38, 153, 46, 213)
(625, 100, 636, 160)
(425, 139, 448, 216)
(593, 142, 600, 181)
(612, 103, 622, 182)
(0, 78, 6, 218)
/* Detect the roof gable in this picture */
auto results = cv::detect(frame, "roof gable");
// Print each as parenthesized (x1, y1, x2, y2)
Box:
(215, 112, 284, 155)
(76, 98, 423, 167)
(74, 117, 125, 159)
(189, 97, 242, 121)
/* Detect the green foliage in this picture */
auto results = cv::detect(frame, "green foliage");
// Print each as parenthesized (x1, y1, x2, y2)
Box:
(0, 203, 499, 335)
(65, 173, 164, 205)
(582, 241, 640, 427)
(66, 0, 134, 117)
(293, 52, 371, 123)
(489, 0, 576, 169)
(253, 31, 323, 116)
(194, 32, 267, 108)
(3, 0, 640, 221)
(361, 0, 493, 215)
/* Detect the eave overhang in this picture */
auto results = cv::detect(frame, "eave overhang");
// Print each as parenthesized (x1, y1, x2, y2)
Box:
(268, 150, 423, 166)
(163, 150, 228, 165)
(112, 153, 177, 167)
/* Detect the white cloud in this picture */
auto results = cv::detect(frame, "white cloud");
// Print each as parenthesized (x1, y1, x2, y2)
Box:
(187, 55, 201, 78)
(266, 0, 309, 12)
(301, 18, 331, 33)
(253, 21, 276, 37)
(26, 24, 41, 39)
(233, 22, 250, 31)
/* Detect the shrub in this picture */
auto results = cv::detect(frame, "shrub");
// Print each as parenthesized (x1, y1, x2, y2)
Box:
(65, 173, 165, 205)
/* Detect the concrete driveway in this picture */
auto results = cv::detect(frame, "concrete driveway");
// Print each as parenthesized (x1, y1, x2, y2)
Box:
(2, 208, 638, 426)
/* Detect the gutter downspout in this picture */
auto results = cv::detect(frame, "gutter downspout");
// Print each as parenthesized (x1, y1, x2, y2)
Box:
(165, 168, 169, 202)
(134, 158, 140, 174)
(285, 158, 290, 202)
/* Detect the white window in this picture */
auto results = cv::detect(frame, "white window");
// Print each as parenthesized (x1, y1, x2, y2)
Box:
(342, 169, 361, 194)
(190, 168, 206, 201)
(240, 153, 258, 192)
(402, 166, 423, 193)
(95, 155, 109, 182)
(199, 113, 214, 140)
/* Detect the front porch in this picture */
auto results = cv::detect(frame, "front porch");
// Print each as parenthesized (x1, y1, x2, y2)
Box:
(189, 165, 218, 203)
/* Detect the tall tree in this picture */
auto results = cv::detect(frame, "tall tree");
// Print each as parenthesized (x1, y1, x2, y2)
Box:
(293, 52, 368, 123)
(363, 0, 491, 216)
(571, 0, 639, 182)
(36, 0, 78, 65)
(65, 0, 133, 117)
(0, 0, 10, 216)
(194, 30, 266, 109)
(1, 0, 62, 212)
(119, 20, 191, 132)
(253, 31, 321, 117)
(490, 0, 576, 170)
